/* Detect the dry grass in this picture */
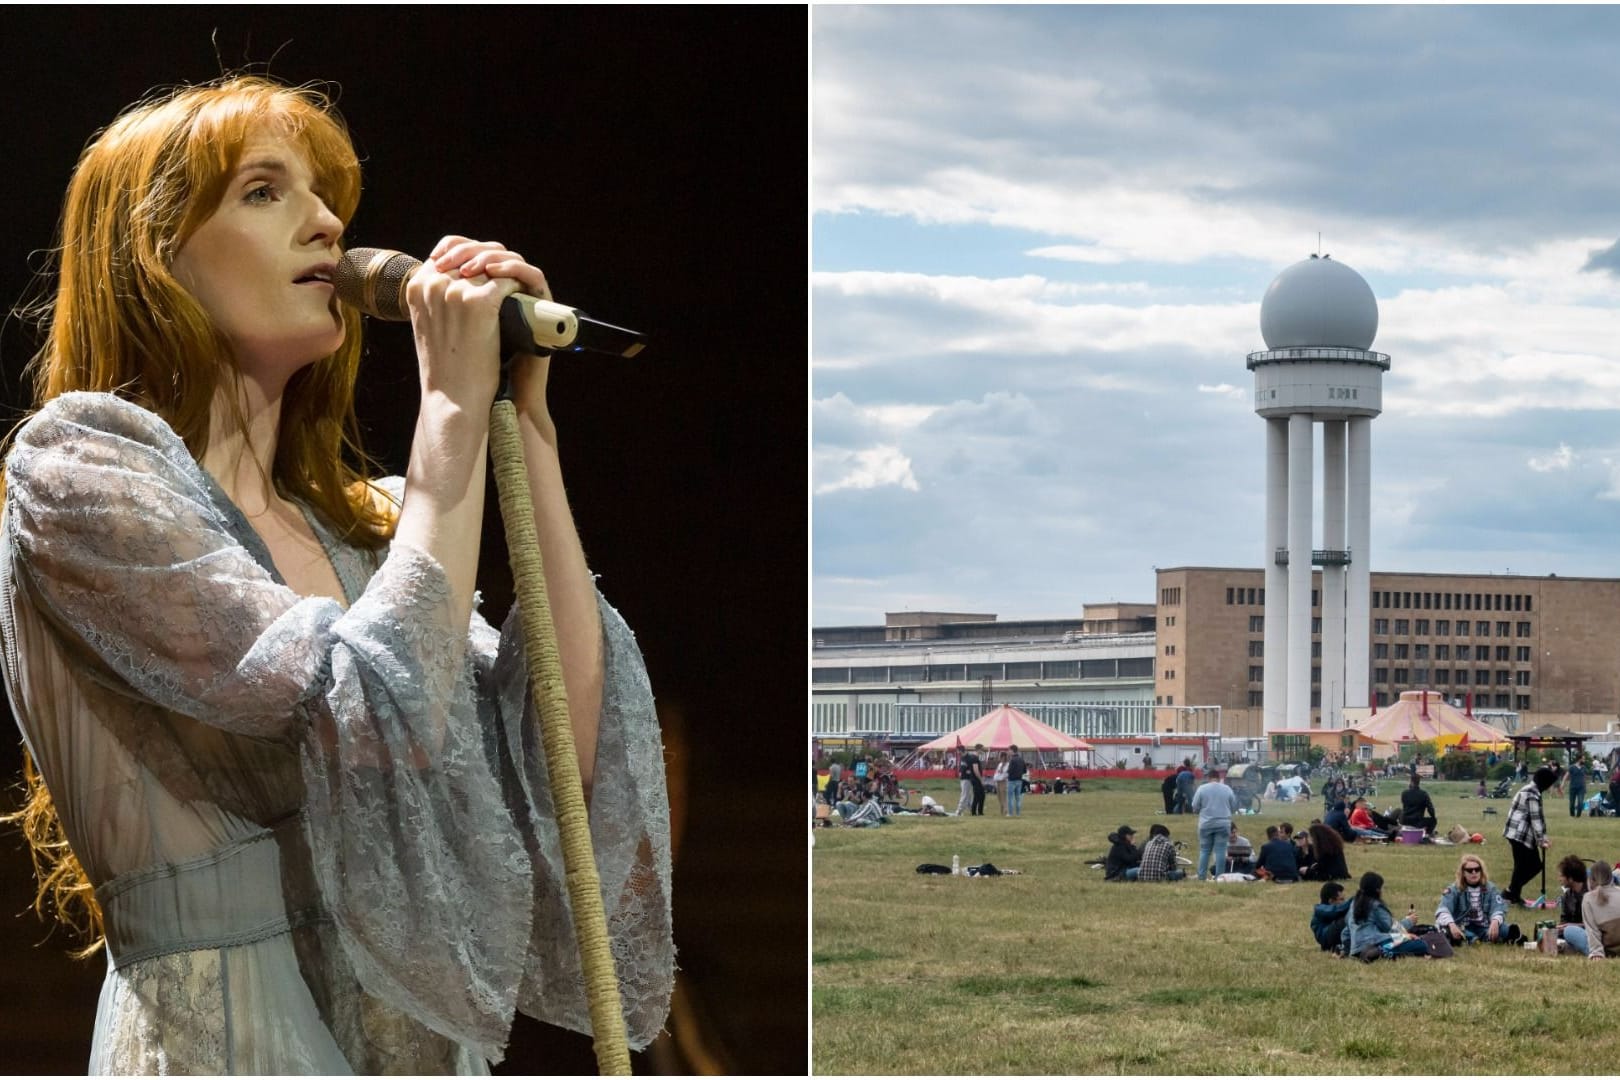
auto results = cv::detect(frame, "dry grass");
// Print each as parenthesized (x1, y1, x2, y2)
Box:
(812, 777, 1620, 1074)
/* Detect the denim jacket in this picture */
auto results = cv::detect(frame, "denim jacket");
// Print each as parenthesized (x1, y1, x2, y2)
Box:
(1435, 882, 1506, 930)
(1346, 900, 1400, 953)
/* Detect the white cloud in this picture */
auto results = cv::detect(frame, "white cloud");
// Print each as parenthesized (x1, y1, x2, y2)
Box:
(1529, 444, 1576, 472)
(813, 445, 920, 495)
(1198, 383, 1247, 401)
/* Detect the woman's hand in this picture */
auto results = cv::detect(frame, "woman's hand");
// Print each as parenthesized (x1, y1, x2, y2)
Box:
(406, 235, 550, 412)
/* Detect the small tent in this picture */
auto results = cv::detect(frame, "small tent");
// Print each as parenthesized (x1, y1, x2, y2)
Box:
(918, 705, 1094, 757)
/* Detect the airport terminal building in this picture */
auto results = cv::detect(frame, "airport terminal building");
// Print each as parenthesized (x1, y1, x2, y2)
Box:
(811, 568, 1620, 745)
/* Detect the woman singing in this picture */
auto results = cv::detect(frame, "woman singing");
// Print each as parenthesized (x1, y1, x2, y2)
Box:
(0, 75, 672, 1072)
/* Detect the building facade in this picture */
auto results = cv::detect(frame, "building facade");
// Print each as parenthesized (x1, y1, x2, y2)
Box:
(1155, 567, 1620, 738)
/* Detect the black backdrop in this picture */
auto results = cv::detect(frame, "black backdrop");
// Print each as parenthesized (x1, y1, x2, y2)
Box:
(0, 8, 806, 1075)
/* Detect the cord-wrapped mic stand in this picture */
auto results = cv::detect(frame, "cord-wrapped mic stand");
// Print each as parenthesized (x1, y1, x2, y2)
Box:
(487, 365, 631, 1076)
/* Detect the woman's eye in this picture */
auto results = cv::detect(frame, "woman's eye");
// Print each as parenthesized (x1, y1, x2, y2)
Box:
(244, 184, 277, 204)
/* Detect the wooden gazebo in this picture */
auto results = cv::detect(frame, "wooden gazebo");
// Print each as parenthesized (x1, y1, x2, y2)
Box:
(1509, 723, 1592, 766)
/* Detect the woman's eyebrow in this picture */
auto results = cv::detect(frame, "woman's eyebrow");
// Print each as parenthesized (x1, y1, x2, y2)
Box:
(235, 158, 292, 179)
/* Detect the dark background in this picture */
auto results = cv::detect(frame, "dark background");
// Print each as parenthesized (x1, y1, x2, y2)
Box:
(0, 8, 805, 1075)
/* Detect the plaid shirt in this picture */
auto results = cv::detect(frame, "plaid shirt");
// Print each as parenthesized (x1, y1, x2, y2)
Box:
(1137, 835, 1177, 881)
(1503, 783, 1546, 847)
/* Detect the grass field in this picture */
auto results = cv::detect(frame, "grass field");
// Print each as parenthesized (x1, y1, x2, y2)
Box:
(811, 777, 1620, 1075)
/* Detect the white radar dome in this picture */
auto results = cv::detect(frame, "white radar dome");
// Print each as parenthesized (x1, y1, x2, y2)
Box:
(1259, 255, 1379, 350)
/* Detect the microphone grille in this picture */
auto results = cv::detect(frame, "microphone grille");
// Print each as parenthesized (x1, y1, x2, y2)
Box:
(334, 247, 420, 321)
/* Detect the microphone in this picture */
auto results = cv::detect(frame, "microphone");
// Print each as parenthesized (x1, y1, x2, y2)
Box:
(333, 247, 646, 359)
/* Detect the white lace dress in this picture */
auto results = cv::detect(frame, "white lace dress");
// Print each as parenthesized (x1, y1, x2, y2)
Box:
(0, 392, 673, 1073)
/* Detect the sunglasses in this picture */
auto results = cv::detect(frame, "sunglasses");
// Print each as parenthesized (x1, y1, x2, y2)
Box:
(1463, 866, 1483, 874)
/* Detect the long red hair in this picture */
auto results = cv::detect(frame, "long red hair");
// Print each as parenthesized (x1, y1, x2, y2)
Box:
(3, 74, 397, 955)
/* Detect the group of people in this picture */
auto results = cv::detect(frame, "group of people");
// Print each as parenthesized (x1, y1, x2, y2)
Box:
(951, 743, 1031, 817)
(1310, 853, 1620, 962)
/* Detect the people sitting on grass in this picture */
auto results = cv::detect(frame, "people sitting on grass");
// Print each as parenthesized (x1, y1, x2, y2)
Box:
(1400, 773, 1439, 836)
(1435, 853, 1521, 945)
(1346, 871, 1428, 960)
(1304, 823, 1351, 881)
(836, 789, 889, 828)
(1105, 824, 1143, 881)
(1312, 882, 1352, 953)
(1325, 799, 1355, 843)
(1255, 824, 1301, 882)
(1290, 823, 1315, 878)
(1349, 798, 1397, 841)
(1137, 824, 1187, 882)
(1546, 854, 1591, 955)
(1226, 823, 1255, 875)
(1581, 861, 1620, 959)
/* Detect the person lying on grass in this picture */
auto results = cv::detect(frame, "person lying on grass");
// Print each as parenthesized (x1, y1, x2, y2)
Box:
(1435, 854, 1520, 944)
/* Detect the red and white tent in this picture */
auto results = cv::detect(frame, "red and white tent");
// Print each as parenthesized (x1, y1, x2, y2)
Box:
(917, 705, 1094, 754)
(1349, 690, 1511, 750)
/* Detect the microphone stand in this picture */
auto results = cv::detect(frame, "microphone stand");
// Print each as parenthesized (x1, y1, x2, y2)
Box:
(487, 359, 631, 1076)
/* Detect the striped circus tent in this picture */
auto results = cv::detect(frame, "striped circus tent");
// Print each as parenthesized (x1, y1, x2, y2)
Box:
(917, 705, 1094, 753)
(1348, 690, 1511, 750)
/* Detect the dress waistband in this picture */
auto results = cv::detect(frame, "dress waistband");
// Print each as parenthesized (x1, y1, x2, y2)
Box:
(97, 823, 329, 969)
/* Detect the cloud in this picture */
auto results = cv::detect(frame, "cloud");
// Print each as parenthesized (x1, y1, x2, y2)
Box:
(1584, 238, 1620, 276)
(1528, 444, 1575, 472)
(1198, 383, 1247, 401)
(813, 445, 920, 495)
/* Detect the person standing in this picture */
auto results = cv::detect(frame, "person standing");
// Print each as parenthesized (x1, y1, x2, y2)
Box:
(955, 746, 975, 816)
(1568, 757, 1588, 818)
(990, 752, 1009, 816)
(1503, 766, 1558, 906)
(968, 744, 987, 815)
(1174, 759, 1197, 814)
(1191, 765, 1240, 881)
(1006, 745, 1027, 817)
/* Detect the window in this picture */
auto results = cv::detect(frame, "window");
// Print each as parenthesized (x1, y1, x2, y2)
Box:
(1160, 587, 1181, 605)
(1517, 622, 1531, 637)
(1376, 692, 1390, 707)
(1227, 587, 1235, 605)
(1455, 670, 1468, 685)
(1496, 621, 1511, 638)
(1395, 619, 1409, 635)
(1394, 644, 1409, 660)
(1516, 695, 1530, 710)
(1436, 644, 1450, 660)
(1374, 619, 1389, 635)
(1081, 660, 1117, 678)
(1374, 667, 1389, 683)
(1415, 619, 1430, 635)
(1413, 668, 1430, 684)
(1311, 667, 1321, 685)
(891, 665, 927, 681)
(1415, 644, 1429, 660)
(1475, 670, 1491, 685)
(1437, 620, 1450, 635)
(1006, 662, 1040, 679)
(1436, 670, 1451, 684)
(1118, 658, 1155, 677)
(1456, 622, 1469, 637)
(852, 666, 891, 683)
(1165, 644, 1175, 656)
(1312, 617, 1322, 633)
(1374, 643, 1389, 659)
(1166, 669, 1175, 680)
(1248, 641, 1265, 658)
(1045, 661, 1079, 678)
(1394, 669, 1409, 684)
(1166, 695, 1174, 706)
(1513, 595, 1523, 611)
(1312, 590, 1320, 607)
(1312, 641, 1322, 659)
(1525, 596, 1532, 612)
(1373, 592, 1382, 609)
(1249, 690, 1264, 707)
(1496, 646, 1510, 662)
(929, 664, 966, 681)
(812, 667, 849, 684)
(1516, 671, 1530, 686)
(1248, 588, 1258, 605)
(1477, 621, 1490, 636)
(1516, 646, 1530, 662)
(1311, 690, 1320, 707)
(1249, 666, 1263, 682)
(1495, 670, 1510, 686)
(1250, 615, 1264, 633)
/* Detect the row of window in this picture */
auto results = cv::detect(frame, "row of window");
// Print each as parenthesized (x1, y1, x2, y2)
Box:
(1374, 668, 1531, 687)
(1373, 590, 1532, 612)
(811, 658, 1156, 685)
(1246, 691, 1531, 709)
(1373, 619, 1531, 638)
(1374, 644, 1531, 662)
(1160, 587, 1183, 606)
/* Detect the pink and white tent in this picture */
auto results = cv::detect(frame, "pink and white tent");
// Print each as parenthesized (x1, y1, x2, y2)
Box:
(918, 705, 1094, 754)
(1348, 690, 1511, 749)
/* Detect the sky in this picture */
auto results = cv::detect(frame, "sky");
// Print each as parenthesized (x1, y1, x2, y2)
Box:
(811, 5, 1620, 627)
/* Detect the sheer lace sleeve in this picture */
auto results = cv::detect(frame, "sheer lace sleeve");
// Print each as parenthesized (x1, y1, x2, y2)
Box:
(6, 393, 536, 1061)
(480, 594, 675, 1050)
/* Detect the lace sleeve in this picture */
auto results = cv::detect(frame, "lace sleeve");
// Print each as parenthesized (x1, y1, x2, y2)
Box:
(481, 594, 675, 1050)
